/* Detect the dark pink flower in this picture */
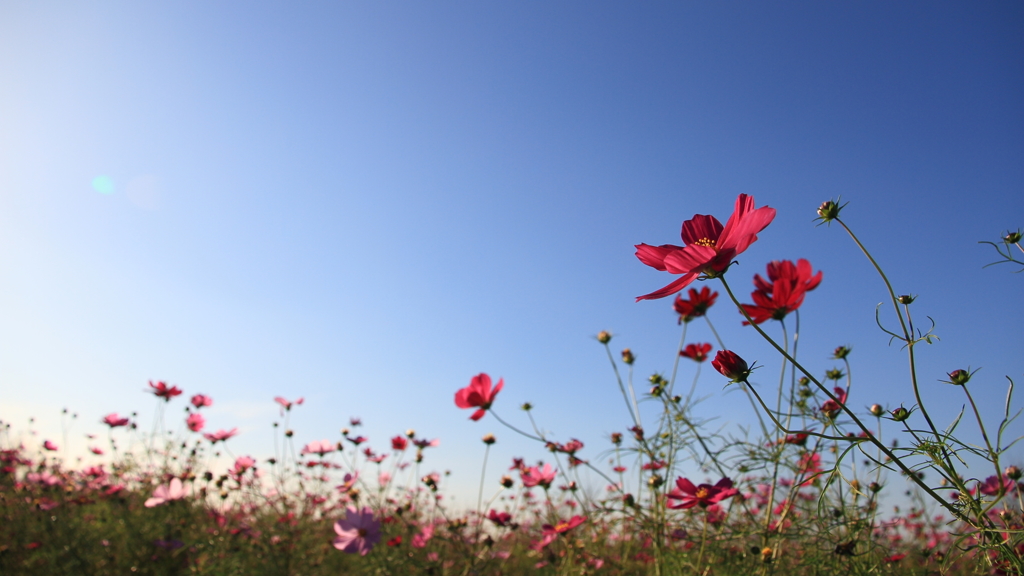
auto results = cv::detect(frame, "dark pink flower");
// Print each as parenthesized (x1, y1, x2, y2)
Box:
(190, 394, 213, 409)
(680, 343, 713, 363)
(149, 381, 182, 401)
(454, 373, 503, 421)
(333, 507, 381, 556)
(488, 510, 512, 527)
(186, 413, 205, 432)
(391, 436, 408, 451)
(673, 287, 719, 323)
(102, 413, 130, 428)
(667, 477, 738, 509)
(635, 194, 776, 301)
(740, 259, 823, 325)
(979, 475, 1016, 497)
(711, 350, 751, 382)
(42, 440, 58, 451)
(544, 515, 586, 535)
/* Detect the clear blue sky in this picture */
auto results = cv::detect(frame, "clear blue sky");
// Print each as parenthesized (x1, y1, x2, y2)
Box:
(2, 2, 1022, 501)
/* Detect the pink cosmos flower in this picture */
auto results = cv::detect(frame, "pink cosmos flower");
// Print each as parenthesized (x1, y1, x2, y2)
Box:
(336, 472, 359, 493)
(333, 506, 381, 556)
(42, 440, 58, 451)
(740, 259, 823, 325)
(301, 439, 336, 456)
(391, 436, 408, 451)
(412, 437, 440, 449)
(190, 394, 213, 409)
(544, 515, 586, 535)
(274, 396, 303, 414)
(232, 456, 256, 476)
(149, 381, 183, 401)
(145, 477, 187, 507)
(102, 413, 130, 428)
(520, 463, 556, 489)
(680, 343, 713, 363)
(711, 350, 751, 382)
(454, 373, 503, 421)
(203, 428, 238, 444)
(186, 413, 205, 432)
(89, 447, 104, 455)
(673, 287, 719, 323)
(667, 477, 739, 509)
(635, 194, 776, 301)
(488, 510, 512, 527)
(411, 524, 434, 548)
(979, 475, 1016, 497)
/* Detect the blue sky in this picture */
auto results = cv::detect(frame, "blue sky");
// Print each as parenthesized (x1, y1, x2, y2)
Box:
(1, 2, 1022, 501)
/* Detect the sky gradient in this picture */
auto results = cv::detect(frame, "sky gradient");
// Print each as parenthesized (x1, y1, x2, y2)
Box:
(2, 2, 1022, 501)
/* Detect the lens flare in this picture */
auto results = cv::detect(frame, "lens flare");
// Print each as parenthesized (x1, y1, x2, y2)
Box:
(91, 176, 114, 194)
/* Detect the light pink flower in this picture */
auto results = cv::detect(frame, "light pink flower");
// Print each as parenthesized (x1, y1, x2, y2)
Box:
(42, 440, 58, 451)
(301, 439, 336, 456)
(203, 428, 238, 444)
(274, 396, 304, 414)
(411, 524, 434, 548)
(333, 506, 381, 556)
(190, 394, 213, 409)
(336, 472, 359, 493)
(145, 477, 187, 507)
(186, 413, 205, 432)
(520, 463, 556, 489)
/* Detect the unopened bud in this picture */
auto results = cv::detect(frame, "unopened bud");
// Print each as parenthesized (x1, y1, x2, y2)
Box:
(816, 199, 842, 222)
(648, 474, 663, 488)
(610, 432, 623, 445)
(946, 369, 971, 386)
(869, 482, 882, 493)
(482, 434, 496, 445)
(832, 346, 851, 360)
(406, 429, 416, 438)
(891, 406, 910, 422)
(285, 429, 293, 437)
(869, 404, 884, 417)
(1006, 466, 1022, 481)
(597, 331, 612, 344)
(621, 349, 635, 365)
(622, 493, 635, 507)
(1004, 230, 1023, 244)
(897, 295, 915, 305)
(499, 475, 514, 488)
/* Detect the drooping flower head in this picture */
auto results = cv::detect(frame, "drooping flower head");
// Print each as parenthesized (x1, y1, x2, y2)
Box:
(149, 381, 182, 401)
(333, 506, 382, 556)
(454, 373, 504, 421)
(740, 259, 823, 325)
(820, 387, 848, 420)
(636, 194, 776, 301)
(680, 343, 713, 363)
(673, 287, 719, 323)
(667, 477, 738, 509)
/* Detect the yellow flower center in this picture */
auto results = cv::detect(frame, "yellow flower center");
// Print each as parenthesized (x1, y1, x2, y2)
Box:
(695, 487, 709, 499)
(694, 237, 716, 248)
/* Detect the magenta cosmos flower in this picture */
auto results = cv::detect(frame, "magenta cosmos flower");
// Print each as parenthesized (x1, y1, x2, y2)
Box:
(333, 506, 382, 556)
(667, 477, 739, 509)
(635, 194, 776, 301)
(149, 381, 182, 401)
(186, 413, 205, 432)
(190, 394, 213, 409)
(102, 413, 130, 428)
(712, 350, 751, 383)
(455, 373, 503, 421)
(203, 428, 238, 444)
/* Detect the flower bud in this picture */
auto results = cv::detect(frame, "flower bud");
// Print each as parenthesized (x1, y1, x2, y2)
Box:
(621, 348, 635, 365)
(897, 295, 915, 305)
(1006, 466, 1022, 481)
(597, 331, 612, 344)
(832, 346, 851, 360)
(520, 402, 533, 411)
(891, 406, 910, 422)
(816, 200, 842, 222)
(482, 434, 496, 445)
(1004, 230, 1023, 244)
(499, 475, 514, 488)
(825, 369, 844, 381)
(647, 475, 663, 488)
(946, 369, 971, 386)
(406, 429, 416, 438)
(622, 493, 635, 507)
(712, 350, 751, 383)
(869, 482, 882, 493)
(869, 404, 884, 417)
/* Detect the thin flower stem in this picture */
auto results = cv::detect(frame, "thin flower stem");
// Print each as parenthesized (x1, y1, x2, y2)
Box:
(488, 411, 544, 442)
(836, 218, 945, 448)
(603, 343, 640, 427)
(705, 316, 771, 439)
(627, 364, 643, 428)
(962, 385, 1004, 486)
(668, 321, 689, 397)
(719, 275, 969, 521)
(476, 443, 490, 529)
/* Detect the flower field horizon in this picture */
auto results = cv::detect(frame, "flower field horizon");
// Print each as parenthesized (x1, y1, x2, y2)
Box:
(4, 196, 1024, 575)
